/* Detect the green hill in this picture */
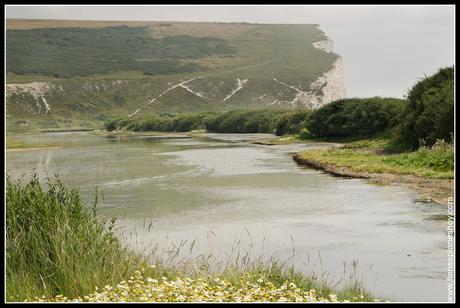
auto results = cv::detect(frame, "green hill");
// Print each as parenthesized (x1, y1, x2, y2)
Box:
(6, 19, 343, 133)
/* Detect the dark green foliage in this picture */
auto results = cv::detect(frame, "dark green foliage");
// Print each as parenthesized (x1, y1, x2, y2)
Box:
(397, 67, 454, 149)
(7, 26, 236, 77)
(105, 112, 218, 132)
(274, 109, 312, 136)
(307, 97, 405, 138)
(106, 109, 293, 134)
(104, 117, 134, 131)
(170, 112, 218, 132)
(205, 109, 287, 133)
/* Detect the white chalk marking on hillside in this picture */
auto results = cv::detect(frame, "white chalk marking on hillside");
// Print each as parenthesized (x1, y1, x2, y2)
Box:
(41, 97, 51, 114)
(6, 82, 53, 115)
(179, 83, 207, 99)
(129, 77, 202, 117)
(222, 78, 248, 103)
(272, 78, 305, 107)
(273, 78, 302, 92)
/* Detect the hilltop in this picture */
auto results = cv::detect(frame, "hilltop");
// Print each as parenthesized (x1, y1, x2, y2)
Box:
(6, 19, 345, 133)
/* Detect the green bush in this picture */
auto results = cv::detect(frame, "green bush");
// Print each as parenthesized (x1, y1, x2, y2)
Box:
(307, 97, 405, 138)
(170, 112, 217, 132)
(104, 117, 134, 131)
(275, 110, 312, 136)
(106, 109, 293, 134)
(205, 109, 287, 133)
(397, 67, 454, 149)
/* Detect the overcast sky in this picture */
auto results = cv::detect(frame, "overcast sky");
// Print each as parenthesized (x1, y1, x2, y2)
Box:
(6, 5, 455, 98)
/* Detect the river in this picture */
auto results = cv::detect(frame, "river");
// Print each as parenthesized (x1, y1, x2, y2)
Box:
(5, 132, 449, 302)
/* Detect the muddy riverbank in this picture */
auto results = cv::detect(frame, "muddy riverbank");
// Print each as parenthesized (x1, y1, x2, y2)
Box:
(292, 153, 454, 206)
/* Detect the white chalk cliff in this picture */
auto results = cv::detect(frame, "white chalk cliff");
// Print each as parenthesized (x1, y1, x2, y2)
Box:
(307, 39, 346, 108)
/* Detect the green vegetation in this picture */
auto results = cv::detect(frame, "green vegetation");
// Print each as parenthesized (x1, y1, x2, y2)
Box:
(296, 138, 454, 179)
(103, 92, 422, 147)
(205, 109, 287, 133)
(292, 67, 454, 183)
(397, 67, 454, 149)
(7, 26, 236, 77)
(106, 109, 294, 134)
(6, 136, 60, 150)
(105, 112, 217, 132)
(6, 137, 31, 149)
(306, 97, 405, 139)
(383, 139, 454, 178)
(7, 175, 374, 302)
(6, 174, 148, 301)
(274, 109, 312, 136)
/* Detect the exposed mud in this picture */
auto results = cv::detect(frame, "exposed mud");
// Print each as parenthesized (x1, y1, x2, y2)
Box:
(6, 146, 63, 152)
(292, 153, 454, 206)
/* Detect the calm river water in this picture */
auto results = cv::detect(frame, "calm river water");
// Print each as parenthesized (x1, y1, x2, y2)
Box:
(6, 132, 449, 302)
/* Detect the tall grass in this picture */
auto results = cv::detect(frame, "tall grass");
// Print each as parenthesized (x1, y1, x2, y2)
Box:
(384, 139, 454, 176)
(6, 174, 148, 301)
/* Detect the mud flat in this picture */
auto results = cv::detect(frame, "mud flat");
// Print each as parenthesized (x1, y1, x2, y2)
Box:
(292, 153, 454, 206)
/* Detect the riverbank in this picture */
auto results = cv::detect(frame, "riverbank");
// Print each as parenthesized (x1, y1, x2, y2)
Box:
(6, 146, 63, 152)
(6, 136, 62, 151)
(40, 127, 95, 133)
(292, 139, 454, 206)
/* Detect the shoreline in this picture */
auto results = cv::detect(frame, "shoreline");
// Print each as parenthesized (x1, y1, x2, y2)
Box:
(292, 153, 454, 206)
(6, 146, 63, 152)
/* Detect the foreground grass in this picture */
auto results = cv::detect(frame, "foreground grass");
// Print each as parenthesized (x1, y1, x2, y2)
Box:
(296, 139, 454, 179)
(6, 175, 374, 302)
(6, 175, 149, 301)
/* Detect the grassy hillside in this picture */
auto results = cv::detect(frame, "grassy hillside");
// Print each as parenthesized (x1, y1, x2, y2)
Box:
(7, 26, 236, 77)
(6, 19, 338, 134)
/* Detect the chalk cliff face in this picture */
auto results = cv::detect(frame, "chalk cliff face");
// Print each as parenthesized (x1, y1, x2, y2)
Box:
(307, 40, 346, 108)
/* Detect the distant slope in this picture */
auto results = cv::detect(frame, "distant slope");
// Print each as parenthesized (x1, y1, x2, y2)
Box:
(6, 19, 345, 133)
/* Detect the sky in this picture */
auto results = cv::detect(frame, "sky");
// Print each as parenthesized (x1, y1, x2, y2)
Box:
(5, 5, 455, 98)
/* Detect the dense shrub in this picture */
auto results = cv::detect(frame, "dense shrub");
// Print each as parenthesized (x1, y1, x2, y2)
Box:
(105, 112, 219, 132)
(397, 67, 454, 149)
(205, 109, 287, 133)
(274, 110, 312, 136)
(104, 117, 134, 131)
(307, 97, 405, 138)
(170, 112, 217, 132)
(106, 110, 294, 134)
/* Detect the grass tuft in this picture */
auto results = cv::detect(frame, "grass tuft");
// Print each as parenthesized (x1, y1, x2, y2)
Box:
(6, 174, 148, 301)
